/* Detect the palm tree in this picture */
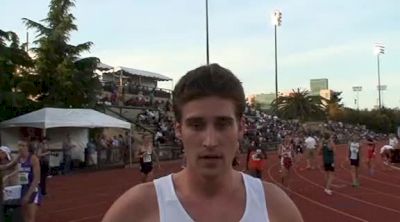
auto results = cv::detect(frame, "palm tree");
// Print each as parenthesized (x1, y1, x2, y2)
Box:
(326, 91, 344, 121)
(272, 88, 326, 122)
(23, 0, 101, 108)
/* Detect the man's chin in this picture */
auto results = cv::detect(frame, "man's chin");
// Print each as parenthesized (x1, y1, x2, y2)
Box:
(195, 165, 231, 178)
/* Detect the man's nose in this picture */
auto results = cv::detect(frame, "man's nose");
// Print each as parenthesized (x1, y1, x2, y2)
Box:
(203, 126, 218, 149)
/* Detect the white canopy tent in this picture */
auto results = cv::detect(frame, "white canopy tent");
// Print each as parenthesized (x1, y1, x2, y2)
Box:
(0, 108, 133, 167)
(0, 108, 131, 129)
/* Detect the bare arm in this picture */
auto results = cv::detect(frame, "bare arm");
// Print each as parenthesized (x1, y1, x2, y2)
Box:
(0, 155, 19, 171)
(263, 182, 303, 222)
(37, 146, 50, 158)
(3, 167, 19, 184)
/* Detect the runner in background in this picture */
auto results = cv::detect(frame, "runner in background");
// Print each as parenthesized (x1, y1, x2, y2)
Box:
(293, 133, 304, 165)
(137, 133, 160, 183)
(247, 146, 266, 179)
(320, 132, 335, 195)
(278, 136, 294, 189)
(380, 144, 393, 171)
(18, 140, 42, 222)
(304, 133, 318, 170)
(365, 136, 376, 176)
(348, 134, 361, 187)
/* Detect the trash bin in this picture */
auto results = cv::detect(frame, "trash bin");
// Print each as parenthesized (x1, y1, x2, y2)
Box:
(3, 185, 24, 222)
(4, 199, 24, 222)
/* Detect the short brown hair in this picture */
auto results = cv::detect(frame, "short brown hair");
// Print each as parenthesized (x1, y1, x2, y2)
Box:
(173, 64, 245, 122)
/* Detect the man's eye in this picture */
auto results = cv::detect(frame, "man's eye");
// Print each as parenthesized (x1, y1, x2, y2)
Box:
(189, 123, 204, 130)
(216, 121, 231, 129)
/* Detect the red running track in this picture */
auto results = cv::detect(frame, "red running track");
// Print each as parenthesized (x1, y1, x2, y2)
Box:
(37, 145, 400, 222)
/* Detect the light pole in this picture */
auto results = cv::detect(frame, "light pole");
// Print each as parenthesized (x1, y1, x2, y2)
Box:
(205, 0, 210, 65)
(374, 43, 385, 109)
(271, 10, 282, 100)
(352, 86, 362, 110)
(377, 85, 387, 107)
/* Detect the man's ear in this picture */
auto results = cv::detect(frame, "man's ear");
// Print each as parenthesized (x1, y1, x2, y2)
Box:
(238, 116, 245, 141)
(175, 122, 182, 140)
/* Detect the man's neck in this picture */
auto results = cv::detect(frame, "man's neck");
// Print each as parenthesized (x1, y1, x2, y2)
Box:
(179, 168, 237, 198)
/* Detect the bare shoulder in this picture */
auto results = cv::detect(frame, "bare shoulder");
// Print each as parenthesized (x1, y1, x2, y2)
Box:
(31, 155, 40, 165)
(262, 181, 303, 222)
(102, 182, 159, 222)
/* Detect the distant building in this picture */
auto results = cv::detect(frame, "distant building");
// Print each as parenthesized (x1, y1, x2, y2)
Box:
(310, 79, 329, 95)
(319, 89, 332, 101)
(248, 93, 276, 110)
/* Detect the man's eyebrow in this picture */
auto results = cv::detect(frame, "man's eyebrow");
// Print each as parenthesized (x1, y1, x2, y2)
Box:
(215, 116, 234, 122)
(184, 116, 234, 123)
(184, 117, 204, 123)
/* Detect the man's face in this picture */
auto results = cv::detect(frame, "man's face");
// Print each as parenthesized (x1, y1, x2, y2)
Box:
(175, 96, 244, 177)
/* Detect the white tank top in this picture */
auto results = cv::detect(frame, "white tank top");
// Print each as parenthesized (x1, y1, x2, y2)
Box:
(153, 172, 269, 222)
(349, 142, 360, 160)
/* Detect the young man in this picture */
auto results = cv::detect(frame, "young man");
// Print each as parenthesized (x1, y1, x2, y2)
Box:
(103, 64, 303, 222)
(304, 133, 317, 170)
(18, 140, 42, 222)
(136, 133, 160, 183)
(321, 132, 335, 195)
(365, 136, 376, 176)
(278, 136, 294, 189)
(348, 134, 361, 187)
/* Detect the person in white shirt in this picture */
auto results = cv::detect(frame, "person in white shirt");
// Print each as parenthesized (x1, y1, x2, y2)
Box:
(304, 133, 318, 170)
(103, 64, 303, 222)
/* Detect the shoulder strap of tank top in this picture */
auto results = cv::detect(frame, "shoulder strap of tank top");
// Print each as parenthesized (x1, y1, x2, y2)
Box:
(153, 174, 193, 222)
(241, 173, 269, 221)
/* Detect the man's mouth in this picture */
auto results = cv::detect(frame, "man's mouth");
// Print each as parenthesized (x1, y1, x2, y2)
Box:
(199, 154, 223, 159)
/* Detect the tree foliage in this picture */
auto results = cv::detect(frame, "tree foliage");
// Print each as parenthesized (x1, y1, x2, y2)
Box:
(332, 107, 400, 134)
(0, 30, 37, 121)
(23, 0, 101, 108)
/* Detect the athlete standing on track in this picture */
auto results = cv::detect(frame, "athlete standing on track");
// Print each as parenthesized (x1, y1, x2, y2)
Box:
(18, 140, 42, 222)
(348, 135, 361, 187)
(365, 136, 376, 176)
(320, 132, 335, 195)
(278, 136, 294, 189)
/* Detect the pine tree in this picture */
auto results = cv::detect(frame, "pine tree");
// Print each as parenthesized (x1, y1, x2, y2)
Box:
(23, 0, 101, 108)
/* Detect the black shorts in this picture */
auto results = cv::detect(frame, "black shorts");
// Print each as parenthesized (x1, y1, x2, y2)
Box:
(350, 159, 360, 167)
(324, 163, 335, 172)
(140, 162, 153, 174)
